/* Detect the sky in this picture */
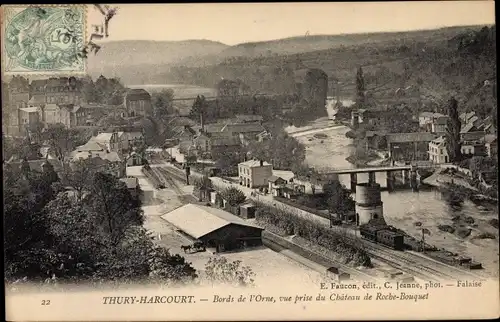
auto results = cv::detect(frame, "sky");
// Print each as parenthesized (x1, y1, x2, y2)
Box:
(87, 2, 496, 45)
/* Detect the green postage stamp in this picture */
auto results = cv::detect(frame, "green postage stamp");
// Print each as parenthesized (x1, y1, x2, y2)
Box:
(2, 5, 86, 74)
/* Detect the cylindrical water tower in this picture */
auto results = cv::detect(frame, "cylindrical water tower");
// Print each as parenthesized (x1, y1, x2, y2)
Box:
(355, 183, 386, 226)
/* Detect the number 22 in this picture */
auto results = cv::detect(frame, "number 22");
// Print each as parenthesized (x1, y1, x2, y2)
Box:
(41, 300, 51, 305)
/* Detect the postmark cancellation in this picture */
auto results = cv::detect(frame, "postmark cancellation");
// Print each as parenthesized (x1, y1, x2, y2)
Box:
(2, 5, 86, 75)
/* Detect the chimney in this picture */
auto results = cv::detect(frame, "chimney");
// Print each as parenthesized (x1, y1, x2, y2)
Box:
(260, 160, 264, 167)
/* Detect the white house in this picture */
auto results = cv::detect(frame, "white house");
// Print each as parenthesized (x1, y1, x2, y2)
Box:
(428, 136, 449, 164)
(238, 159, 273, 188)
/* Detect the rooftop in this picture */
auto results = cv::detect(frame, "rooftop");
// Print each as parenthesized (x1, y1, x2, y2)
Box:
(267, 175, 285, 183)
(7, 158, 64, 173)
(420, 112, 445, 118)
(162, 204, 262, 239)
(92, 132, 114, 143)
(235, 114, 263, 123)
(430, 136, 447, 145)
(239, 160, 272, 168)
(125, 88, 151, 100)
(386, 132, 437, 143)
(221, 123, 266, 134)
(19, 107, 40, 113)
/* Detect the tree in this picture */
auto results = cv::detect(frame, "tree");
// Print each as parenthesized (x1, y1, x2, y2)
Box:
(83, 172, 144, 247)
(204, 257, 255, 287)
(64, 158, 100, 201)
(152, 89, 175, 120)
(189, 95, 206, 122)
(355, 66, 366, 108)
(148, 244, 198, 284)
(445, 97, 462, 163)
(220, 187, 246, 206)
(323, 180, 355, 217)
(4, 164, 199, 286)
(43, 124, 74, 163)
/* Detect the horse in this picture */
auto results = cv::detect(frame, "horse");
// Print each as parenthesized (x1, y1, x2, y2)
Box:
(180, 245, 192, 253)
(193, 241, 206, 252)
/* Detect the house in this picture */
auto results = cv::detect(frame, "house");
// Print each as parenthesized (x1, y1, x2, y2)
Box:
(43, 77, 83, 105)
(238, 159, 273, 188)
(162, 203, 264, 252)
(459, 111, 477, 125)
(123, 88, 152, 118)
(29, 79, 48, 104)
(7, 158, 64, 176)
(90, 132, 114, 151)
(418, 112, 447, 133)
(110, 131, 144, 154)
(461, 131, 486, 141)
(267, 175, 287, 196)
(18, 106, 42, 140)
(428, 136, 449, 164)
(72, 140, 107, 156)
(221, 123, 266, 139)
(41, 103, 75, 128)
(72, 105, 103, 127)
(208, 135, 242, 157)
(277, 184, 302, 199)
(483, 135, 497, 157)
(419, 112, 445, 127)
(386, 133, 437, 162)
(430, 115, 449, 134)
(461, 140, 487, 157)
(71, 151, 125, 178)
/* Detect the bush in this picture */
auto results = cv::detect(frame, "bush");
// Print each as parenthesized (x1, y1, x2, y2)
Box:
(253, 201, 371, 267)
(220, 187, 246, 207)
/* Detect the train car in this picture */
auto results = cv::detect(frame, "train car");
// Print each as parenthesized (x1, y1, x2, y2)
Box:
(376, 229, 405, 251)
(359, 225, 384, 242)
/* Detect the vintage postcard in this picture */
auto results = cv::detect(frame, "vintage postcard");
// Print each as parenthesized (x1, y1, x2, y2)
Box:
(3, 2, 499, 321)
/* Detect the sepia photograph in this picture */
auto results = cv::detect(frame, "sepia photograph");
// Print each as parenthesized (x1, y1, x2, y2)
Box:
(2, 2, 498, 320)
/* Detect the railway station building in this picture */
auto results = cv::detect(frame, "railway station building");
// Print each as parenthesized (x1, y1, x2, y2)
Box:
(162, 204, 264, 252)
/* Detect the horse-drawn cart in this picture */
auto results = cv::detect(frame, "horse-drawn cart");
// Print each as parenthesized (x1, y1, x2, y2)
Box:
(181, 241, 206, 254)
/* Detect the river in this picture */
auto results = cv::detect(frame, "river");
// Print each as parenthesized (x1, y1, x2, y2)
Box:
(292, 99, 499, 278)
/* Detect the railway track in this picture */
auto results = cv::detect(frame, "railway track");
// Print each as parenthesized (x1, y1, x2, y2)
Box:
(150, 166, 185, 196)
(360, 240, 485, 282)
(361, 243, 451, 282)
(150, 162, 486, 281)
(262, 233, 377, 282)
